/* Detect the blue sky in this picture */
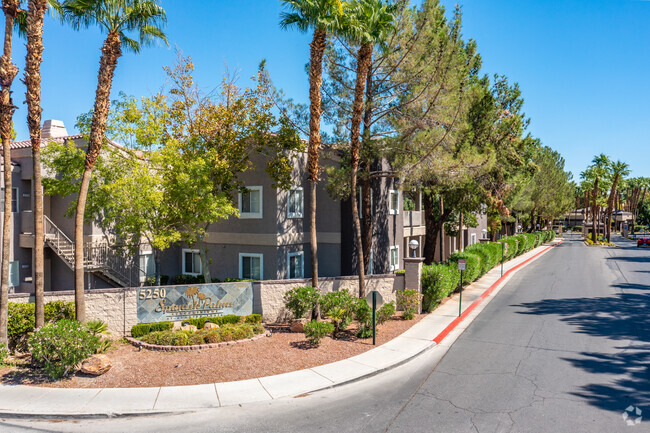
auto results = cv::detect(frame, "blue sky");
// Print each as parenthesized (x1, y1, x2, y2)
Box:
(9, 0, 650, 180)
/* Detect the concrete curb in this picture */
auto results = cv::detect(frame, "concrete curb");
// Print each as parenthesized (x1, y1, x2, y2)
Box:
(0, 240, 562, 420)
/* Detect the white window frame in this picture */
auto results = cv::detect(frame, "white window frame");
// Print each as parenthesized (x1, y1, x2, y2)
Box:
(1, 187, 19, 213)
(389, 245, 399, 271)
(9, 260, 18, 287)
(287, 251, 304, 279)
(287, 187, 304, 219)
(239, 253, 264, 280)
(358, 188, 374, 218)
(389, 190, 399, 215)
(139, 251, 155, 283)
(471, 233, 477, 245)
(182, 248, 202, 276)
(238, 186, 263, 219)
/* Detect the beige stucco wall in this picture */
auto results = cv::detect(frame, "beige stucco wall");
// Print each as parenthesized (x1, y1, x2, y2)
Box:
(254, 274, 405, 323)
(9, 287, 138, 337)
(8, 274, 407, 334)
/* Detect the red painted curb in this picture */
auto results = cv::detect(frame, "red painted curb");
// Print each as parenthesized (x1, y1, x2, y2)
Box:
(432, 239, 564, 344)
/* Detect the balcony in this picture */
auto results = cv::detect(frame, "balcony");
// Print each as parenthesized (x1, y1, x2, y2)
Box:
(403, 210, 423, 227)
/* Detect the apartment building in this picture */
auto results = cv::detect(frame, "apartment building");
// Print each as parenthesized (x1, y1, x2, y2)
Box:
(2, 120, 488, 293)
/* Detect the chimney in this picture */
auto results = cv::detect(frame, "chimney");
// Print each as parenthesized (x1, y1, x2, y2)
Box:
(41, 120, 68, 138)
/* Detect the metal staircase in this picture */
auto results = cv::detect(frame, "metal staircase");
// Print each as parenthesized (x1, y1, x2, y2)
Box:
(44, 215, 144, 288)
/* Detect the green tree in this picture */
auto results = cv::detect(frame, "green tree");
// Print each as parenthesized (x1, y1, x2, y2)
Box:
(55, 0, 167, 322)
(280, 0, 344, 294)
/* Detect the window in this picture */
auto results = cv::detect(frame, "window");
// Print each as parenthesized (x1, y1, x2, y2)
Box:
(389, 246, 399, 271)
(471, 233, 477, 245)
(368, 249, 374, 275)
(9, 261, 18, 287)
(287, 251, 304, 279)
(182, 249, 201, 275)
(139, 252, 155, 282)
(389, 190, 399, 215)
(287, 188, 304, 218)
(239, 186, 263, 219)
(0, 187, 18, 212)
(239, 253, 263, 280)
(358, 188, 374, 218)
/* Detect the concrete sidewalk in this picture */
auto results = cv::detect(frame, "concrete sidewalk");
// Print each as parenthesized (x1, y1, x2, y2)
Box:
(0, 239, 562, 419)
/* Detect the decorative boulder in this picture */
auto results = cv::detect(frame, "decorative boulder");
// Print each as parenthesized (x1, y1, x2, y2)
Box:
(181, 324, 198, 332)
(290, 318, 309, 333)
(204, 322, 219, 330)
(80, 354, 112, 376)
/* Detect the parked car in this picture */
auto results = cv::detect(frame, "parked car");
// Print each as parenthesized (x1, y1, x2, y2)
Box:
(637, 238, 650, 247)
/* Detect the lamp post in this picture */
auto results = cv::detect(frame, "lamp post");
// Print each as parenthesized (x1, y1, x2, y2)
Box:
(409, 239, 419, 258)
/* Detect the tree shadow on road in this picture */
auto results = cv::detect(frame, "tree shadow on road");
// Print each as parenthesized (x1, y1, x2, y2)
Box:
(513, 283, 650, 413)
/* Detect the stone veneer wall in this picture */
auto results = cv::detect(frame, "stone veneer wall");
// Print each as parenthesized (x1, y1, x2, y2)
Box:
(253, 274, 405, 323)
(8, 274, 406, 336)
(9, 288, 138, 337)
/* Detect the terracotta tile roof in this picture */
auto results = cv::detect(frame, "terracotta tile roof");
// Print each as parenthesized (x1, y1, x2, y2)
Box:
(6, 134, 84, 149)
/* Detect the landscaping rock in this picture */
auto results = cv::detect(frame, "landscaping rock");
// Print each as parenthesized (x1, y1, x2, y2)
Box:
(181, 324, 198, 332)
(290, 318, 308, 333)
(204, 322, 219, 330)
(80, 354, 112, 376)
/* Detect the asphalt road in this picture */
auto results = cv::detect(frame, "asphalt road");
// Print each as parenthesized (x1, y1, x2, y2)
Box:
(2, 233, 648, 432)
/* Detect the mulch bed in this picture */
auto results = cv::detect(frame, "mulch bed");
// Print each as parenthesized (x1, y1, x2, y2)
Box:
(0, 313, 425, 389)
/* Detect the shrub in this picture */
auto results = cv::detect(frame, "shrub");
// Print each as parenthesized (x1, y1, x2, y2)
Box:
(0, 343, 8, 365)
(244, 314, 262, 324)
(498, 237, 519, 260)
(377, 301, 396, 325)
(170, 331, 190, 346)
(465, 242, 501, 276)
(188, 332, 206, 345)
(205, 330, 221, 344)
(320, 290, 355, 333)
(145, 275, 170, 286)
(220, 314, 242, 325)
(353, 298, 372, 329)
(171, 274, 205, 285)
(7, 301, 76, 353)
(397, 289, 422, 320)
(448, 251, 481, 284)
(284, 286, 320, 320)
(85, 319, 109, 337)
(421, 264, 459, 312)
(130, 321, 173, 338)
(29, 320, 99, 379)
(304, 321, 334, 345)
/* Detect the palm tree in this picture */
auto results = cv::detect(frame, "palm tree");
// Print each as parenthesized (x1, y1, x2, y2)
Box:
(56, 0, 167, 322)
(0, 0, 20, 345)
(280, 0, 343, 296)
(605, 160, 629, 242)
(344, 0, 394, 298)
(24, 0, 49, 328)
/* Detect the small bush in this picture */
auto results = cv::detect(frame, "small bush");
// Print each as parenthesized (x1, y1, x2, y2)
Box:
(244, 314, 262, 324)
(421, 264, 459, 312)
(0, 343, 8, 365)
(29, 320, 99, 379)
(188, 332, 206, 345)
(144, 275, 170, 286)
(304, 321, 334, 345)
(377, 301, 396, 325)
(130, 321, 173, 338)
(284, 286, 320, 320)
(205, 330, 221, 344)
(397, 289, 422, 320)
(353, 298, 372, 329)
(320, 290, 355, 334)
(220, 314, 242, 325)
(171, 274, 205, 285)
(6, 301, 76, 353)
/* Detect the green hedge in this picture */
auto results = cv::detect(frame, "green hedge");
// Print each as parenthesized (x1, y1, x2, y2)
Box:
(421, 263, 460, 312)
(7, 301, 75, 352)
(131, 321, 174, 339)
(448, 251, 481, 284)
(131, 314, 262, 338)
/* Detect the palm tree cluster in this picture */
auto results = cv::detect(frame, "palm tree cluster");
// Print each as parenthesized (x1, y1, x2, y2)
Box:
(0, 0, 167, 343)
(580, 154, 635, 243)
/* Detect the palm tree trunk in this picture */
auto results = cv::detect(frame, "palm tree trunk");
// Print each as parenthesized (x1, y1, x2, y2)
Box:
(457, 212, 463, 252)
(0, 0, 19, 345)
(591, 178, 598, 243)
(360, 66, 373, 275)
(74, 32, 122, 322)
(349, 43, 373, 298)
(25, 0, 48, 328)
(307, 27, 326, 295)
